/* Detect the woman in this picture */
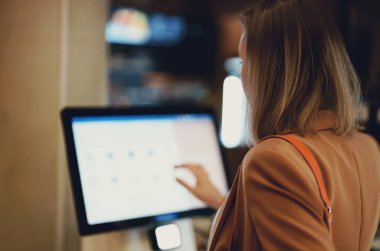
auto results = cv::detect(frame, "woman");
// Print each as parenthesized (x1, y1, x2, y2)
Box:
(176, 0, 380, 250)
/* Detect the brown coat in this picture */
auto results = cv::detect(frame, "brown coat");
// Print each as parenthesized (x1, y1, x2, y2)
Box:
(208, 113, 380, 251)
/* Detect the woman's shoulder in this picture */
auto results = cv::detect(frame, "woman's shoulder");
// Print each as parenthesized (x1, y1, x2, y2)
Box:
(244, 130, 379, 160)
(242, 136, 303, 167)
(241, 137, 315, 182)
(348, 130, 379, 149)
(241, 131, 379, 181)
(240, 136, 323, 211)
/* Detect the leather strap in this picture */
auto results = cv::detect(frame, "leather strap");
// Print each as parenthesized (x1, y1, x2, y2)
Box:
(260, 134, 333, 238)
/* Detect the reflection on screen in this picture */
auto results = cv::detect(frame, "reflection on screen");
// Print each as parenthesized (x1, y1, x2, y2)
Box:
(72, 114, 228, 225)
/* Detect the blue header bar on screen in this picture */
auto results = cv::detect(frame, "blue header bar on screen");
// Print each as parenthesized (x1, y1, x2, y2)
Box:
(72, 114, 211, 123)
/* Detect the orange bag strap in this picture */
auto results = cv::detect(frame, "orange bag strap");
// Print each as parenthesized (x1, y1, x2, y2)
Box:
(260, 134, 333, 237)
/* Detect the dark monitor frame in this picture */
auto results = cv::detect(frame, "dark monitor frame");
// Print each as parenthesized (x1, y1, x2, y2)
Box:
(61, 106, 230, 235)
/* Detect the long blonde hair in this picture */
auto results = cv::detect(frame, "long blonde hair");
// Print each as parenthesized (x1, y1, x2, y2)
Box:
(241, 0, 361, 143)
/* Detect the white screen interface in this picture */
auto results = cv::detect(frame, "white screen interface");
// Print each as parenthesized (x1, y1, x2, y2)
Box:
(72, 114, 229, 225)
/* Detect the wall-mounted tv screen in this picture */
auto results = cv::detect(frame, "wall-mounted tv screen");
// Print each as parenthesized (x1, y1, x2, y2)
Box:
(106, 8, 187, 46)
(105, 6, 217, 77)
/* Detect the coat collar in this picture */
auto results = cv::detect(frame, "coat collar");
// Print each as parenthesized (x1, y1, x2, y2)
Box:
(310, 110, 336, 131)
(280, 110, 337, 135)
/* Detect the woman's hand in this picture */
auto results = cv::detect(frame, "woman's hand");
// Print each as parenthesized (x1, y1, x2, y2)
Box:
(175, 163, 225, 209)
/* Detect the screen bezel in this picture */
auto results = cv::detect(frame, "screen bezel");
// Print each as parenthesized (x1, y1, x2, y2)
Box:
(61, 106, 230, 235)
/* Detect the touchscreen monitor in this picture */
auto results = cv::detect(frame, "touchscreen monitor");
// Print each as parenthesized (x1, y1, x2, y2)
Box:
(61, 106, 229, 235)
